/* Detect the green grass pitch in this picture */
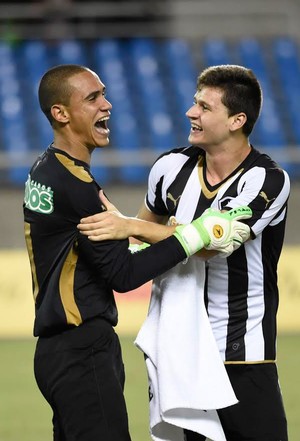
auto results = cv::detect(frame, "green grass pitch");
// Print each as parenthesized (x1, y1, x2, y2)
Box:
(0, 334, 299, 441)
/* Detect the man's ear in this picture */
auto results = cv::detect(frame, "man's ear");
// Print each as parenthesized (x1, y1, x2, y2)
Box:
(230, 112, 247, 132)
(51, 104, 69, 124)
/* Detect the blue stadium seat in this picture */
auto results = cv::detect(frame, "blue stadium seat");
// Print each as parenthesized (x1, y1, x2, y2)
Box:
(129, 38, 176, 152)
(202, 38, 231, 66)
(0, 42, 30, 184)
(161, 38, 197, 144)
(272, 37, 300, 145)
(93, 39, 147, 183)
(20, 41, 52, 150)
(237, 38, 286, 148)
(55, 39, 87, 65)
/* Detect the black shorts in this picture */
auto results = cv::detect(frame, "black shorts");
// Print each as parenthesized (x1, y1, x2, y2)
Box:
(34, 318, 131, 441)
(184, 363, 288, 441)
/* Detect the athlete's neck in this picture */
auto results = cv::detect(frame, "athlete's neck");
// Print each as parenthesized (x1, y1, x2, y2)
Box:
(52, 134, 93, 165)
(204, 142, 251, 185)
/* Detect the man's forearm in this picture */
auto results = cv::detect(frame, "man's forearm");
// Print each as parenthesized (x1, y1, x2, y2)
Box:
(131, 216, 216, 259)
(127, 217, 176, 244)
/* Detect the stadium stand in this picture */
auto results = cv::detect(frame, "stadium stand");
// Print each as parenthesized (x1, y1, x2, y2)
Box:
(0, 42, 30, 184)
(1, 36, 300, 184)
(160, 38, 197, 145)
(202, 38, 231, 67)
(129, 37, 176, 151)
(237, 37, 286, 148)
(273, 37, 300, 145)
(19, 40, 52, 149)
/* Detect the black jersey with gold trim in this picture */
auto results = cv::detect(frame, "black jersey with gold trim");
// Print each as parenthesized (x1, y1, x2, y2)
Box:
(146, 145, 290, 362)
(24, 146, 186, 337)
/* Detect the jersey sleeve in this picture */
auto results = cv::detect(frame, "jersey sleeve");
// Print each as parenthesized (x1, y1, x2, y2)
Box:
(145, 147, 200, 217)
(225, 166, 290, 237)
(77, 233, 186, 293)
(145, 157, 170, 216)
(62, 170, 188, 292)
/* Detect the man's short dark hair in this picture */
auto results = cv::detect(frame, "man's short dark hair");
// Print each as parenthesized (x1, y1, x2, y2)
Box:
(38, 64, 90, 125)
(197, 65, 262, 136)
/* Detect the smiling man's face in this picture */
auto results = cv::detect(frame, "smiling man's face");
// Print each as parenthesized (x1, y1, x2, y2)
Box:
(186, 86, 233, 148)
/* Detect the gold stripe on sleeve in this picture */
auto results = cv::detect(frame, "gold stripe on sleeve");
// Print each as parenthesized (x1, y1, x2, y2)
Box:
(24, 222, 39, 301)
(59, 245, 82, 326)
(55, 153, 93, 183)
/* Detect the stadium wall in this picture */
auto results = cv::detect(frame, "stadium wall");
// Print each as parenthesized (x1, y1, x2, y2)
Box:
(0, 246, 299, 338)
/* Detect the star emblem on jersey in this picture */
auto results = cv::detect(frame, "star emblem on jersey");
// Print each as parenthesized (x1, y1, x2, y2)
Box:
(213, 224, 223, 238)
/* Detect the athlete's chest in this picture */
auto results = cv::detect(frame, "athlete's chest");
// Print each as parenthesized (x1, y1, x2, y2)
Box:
(163, 163, 244, 222)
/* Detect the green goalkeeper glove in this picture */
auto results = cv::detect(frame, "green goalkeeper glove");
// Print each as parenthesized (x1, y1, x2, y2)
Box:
(173, 206, 252, 257)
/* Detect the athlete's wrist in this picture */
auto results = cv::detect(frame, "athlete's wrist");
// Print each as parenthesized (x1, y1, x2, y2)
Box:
(132, 219, 176, 244)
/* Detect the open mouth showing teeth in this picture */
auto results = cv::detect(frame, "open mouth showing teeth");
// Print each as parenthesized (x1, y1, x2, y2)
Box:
(95, 116, 109, 129)
(191, 124, 202, 131)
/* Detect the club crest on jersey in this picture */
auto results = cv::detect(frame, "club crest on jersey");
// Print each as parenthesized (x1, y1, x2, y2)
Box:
(24, 175, 54, 214)
(213, 224, 223, 239)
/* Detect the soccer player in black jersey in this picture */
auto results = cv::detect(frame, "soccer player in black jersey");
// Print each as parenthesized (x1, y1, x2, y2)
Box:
(23, 64, 252, 441)
(79, 65, 290, 440)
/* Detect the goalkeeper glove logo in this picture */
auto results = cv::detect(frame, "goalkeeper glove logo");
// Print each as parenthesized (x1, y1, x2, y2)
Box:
(213, 224, 223, 238)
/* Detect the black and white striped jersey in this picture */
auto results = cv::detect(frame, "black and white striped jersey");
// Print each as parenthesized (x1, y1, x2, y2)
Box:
(145, 145, 290, 363)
